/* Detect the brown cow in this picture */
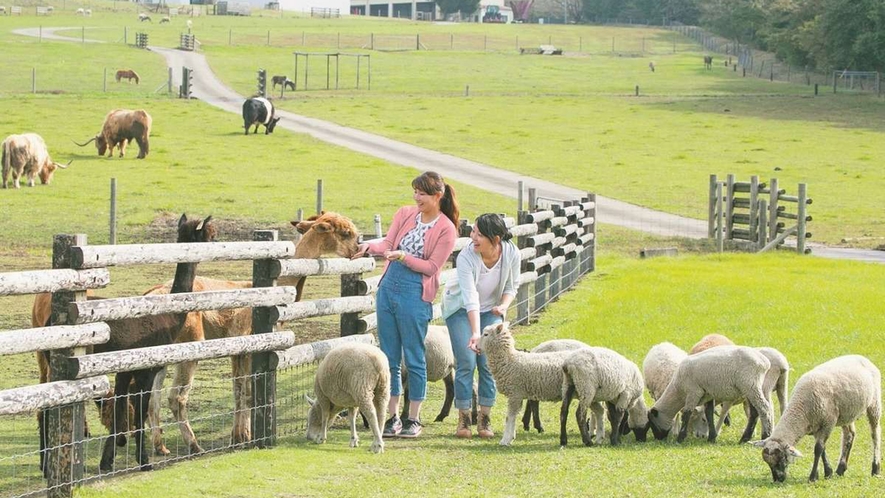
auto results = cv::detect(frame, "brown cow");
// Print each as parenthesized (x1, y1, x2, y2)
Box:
(115, 69, 140, 84)
(1, 133, 70, 189)
(75, 109, 152, 159)
(704, 55, 713, 70)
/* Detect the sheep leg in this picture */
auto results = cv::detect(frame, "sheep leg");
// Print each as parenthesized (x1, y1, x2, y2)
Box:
(370, 383, 388, 454)
(704, 400, 718, 443)
(590, 402, 605, 444)
(347, 407, 360, 448)
(231, 354, 252, 446)
(868, 401, 881, 476)
(576, 403, 593, 446)
(606, 402, 624, 446)
(740, 404, 759, 444)
(434, 372, 455, 422)
(559, 383, 574, 446)
(500, 397, 523, 446)
(744, 388, 773, 441)
(359, 399, 385, 454)
(809, 439, 832, 481)
(522, 401, 533, 432)
(836, 423, 856, 476)
(677, 409, 694, 443)
(715, 401, 733, 434)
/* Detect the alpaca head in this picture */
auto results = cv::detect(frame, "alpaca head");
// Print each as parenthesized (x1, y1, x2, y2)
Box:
(177, 214, 216, 243)
(291, 211, 360, 258)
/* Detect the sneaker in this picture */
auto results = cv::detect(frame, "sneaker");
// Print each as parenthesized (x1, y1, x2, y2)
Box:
(398, 418, 423, 438)
(382, 415, 402, 438)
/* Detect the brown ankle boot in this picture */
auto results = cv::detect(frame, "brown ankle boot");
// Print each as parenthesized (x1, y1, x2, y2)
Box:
(455, 410, 472, 438)
(477, 412, 494, 439)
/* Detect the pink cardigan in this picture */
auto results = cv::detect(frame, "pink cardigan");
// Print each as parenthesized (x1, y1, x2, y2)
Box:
(366, 205, 457, 303)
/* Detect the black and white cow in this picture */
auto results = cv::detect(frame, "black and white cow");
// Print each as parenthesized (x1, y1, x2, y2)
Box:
(242, 97, 281, 135)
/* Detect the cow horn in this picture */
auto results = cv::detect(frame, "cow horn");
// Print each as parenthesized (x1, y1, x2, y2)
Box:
(55, 159, 73, 169)
(73, 137, 96, 147)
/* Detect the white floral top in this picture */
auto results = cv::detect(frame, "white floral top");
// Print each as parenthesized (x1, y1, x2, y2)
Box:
(399, 213, 439, 258)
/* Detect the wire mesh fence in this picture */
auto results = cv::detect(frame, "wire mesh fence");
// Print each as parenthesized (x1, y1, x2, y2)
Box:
(667, 25, 882, 96)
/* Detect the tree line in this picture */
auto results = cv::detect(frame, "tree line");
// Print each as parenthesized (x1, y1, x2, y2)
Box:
(579, 0, 885, 72)
(434, 1, 884, 72)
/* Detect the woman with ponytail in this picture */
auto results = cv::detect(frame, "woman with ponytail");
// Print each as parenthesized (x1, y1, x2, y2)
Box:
(352, 171, 459, 438)
(441, 213, 520, 439)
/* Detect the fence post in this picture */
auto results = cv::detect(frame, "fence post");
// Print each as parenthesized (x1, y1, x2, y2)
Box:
(548, 203, 562, 301)
(725, 174, 735, 240)
(46, 234, 88, 498)
(515, 208, 529, 325)
(768, 177, 779, 242)
(528, 188, 546, 312)
(373, 214, 382, 238)
(708, 174, 718, 238)
(715, 183, 724, 252)
(517, 180, 524, 213)
(109, 178, 117, 244)
(586, 192, 596, 274)
(250, 229, 279, 449)
(757, 198, 768, 251)
(749, 175, 759, 242)
(340, 272, 362, 336)
(315, 179, 323, 214)
(797, 184, 808, 254)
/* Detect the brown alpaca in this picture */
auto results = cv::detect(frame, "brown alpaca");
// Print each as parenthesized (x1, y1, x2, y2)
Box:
(33, 214, 215, 473)
(147, 212, 361, 456)
(689, 333, 734, 355)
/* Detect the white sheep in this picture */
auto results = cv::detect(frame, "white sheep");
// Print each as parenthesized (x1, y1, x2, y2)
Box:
(305, 342, 390, 454)
(647, 345, 773, 444)
(643, 342, 709, 439)
(560, 347, 650, 446)
(477, 322, 576, 446)
(716, 347, 790, 437)
(75, 8, 84, 16)
(400, 325, 457, 423)
(751, 355, 881, 483)
(522, 338, 591, 433)
(84, 8, 91, 17)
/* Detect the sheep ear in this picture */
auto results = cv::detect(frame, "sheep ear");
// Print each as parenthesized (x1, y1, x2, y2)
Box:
(788, 446, 802, 458)
(304, 393, 316, 406)
(748, 440, 767, 448)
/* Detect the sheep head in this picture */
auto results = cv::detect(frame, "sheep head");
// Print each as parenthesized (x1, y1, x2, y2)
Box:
(751, 438, 802, 483)
(646, 407, 673, 441)
(303, 394, 326, 444)
(477, 321, 512, 354)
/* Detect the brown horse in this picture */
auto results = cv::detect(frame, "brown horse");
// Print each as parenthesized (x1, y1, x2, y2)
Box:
(703, 56, 713, 70)
(115, 69, 140, 84)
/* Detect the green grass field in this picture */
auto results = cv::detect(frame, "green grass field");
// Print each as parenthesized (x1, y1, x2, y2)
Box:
(68, 253, 885, 497)
(1, 4, 884, 497)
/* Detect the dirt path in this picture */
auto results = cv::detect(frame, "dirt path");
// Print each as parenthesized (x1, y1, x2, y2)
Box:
(15, 27, 884, 263)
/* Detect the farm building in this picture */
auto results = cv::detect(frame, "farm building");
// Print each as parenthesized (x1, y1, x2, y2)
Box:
(348, 0, 511, 22)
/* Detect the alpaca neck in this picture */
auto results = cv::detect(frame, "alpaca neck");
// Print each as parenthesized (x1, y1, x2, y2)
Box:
(170, 262, 198, 295)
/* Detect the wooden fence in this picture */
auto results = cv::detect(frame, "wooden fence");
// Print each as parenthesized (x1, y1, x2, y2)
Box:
(708, 174, 812, 254)
(0, 193, 597, 497)
(0, 231, 377, 498)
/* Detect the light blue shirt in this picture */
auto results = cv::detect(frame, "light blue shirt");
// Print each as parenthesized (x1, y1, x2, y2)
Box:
(442, 240, 521, 319)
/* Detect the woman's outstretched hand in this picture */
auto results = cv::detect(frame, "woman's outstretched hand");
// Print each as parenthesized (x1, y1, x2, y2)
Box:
(351, 243, 370, 259)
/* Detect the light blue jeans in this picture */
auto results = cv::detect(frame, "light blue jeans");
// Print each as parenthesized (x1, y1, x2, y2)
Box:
(445, 308, 501, 410)
(376, 261, 432, 400)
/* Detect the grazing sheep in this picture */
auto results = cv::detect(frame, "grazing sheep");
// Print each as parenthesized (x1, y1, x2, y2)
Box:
(138, 13, 151, 22)
(560, 347, 649, 447)
(689, 333, 734, 355)
(160, 16, 170, 24)
(306, 342, 390, 454)
(643, 342, 709, 439)
(751, 355, 881, 483)
(647, 346, 773, 444)
(717, 347, 790, 437)
(522, 339, 590, 433)
(477, 322, 575, 446)
(400, 325, 456, 423)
